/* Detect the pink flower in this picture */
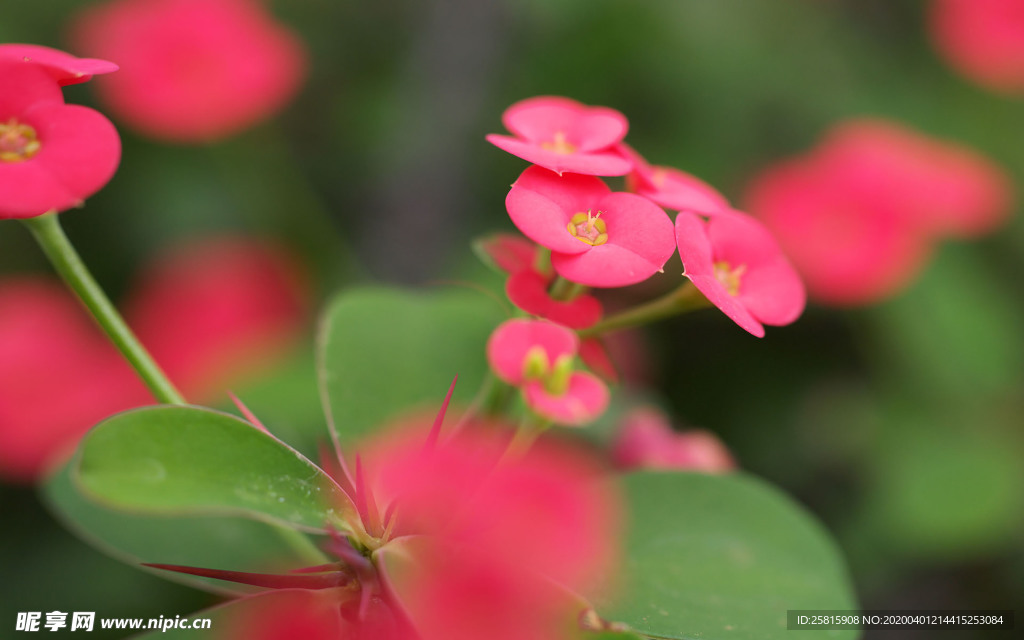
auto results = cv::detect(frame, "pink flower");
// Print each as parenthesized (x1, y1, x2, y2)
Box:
(506, 166, 676, 287)
(0, 58, 121, 219)
(676, 210, 806, 338)
(622, 144, 730, 216)
(126, 236, 309, 400)
(486, 96, 633, 176)
(487, 319, 609, 426)
(0, 278, 147, 482)
(611, 408, 736, 472)
(0, 44, 118, 86)
(745, 120, 1013, 306)
(71, 0, 308, 142)
(929, 0, 1024, 94)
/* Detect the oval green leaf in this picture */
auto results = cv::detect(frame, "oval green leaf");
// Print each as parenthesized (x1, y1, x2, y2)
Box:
(600, 471, 858, 640)
(318, 286, 507, 443)
(75, 406, 352, 532)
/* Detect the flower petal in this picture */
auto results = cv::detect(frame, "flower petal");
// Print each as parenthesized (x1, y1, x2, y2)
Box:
(486, 319, 578, 385)
(488, 134, 633, 176)
(505, 166, 609, 255)
(0, 44, 118, 86)
(523, 372, 609, 426)
(501, 96, 628, 151)
(0, 59, 65, 117)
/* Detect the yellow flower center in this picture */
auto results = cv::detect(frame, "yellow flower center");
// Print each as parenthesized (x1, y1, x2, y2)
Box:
(0, 118, 41, 163)
(567, 210, 608, 246)
(522, 346, 574, 396)
(540, 131, 577, 154)
(714, 261, 746, 296)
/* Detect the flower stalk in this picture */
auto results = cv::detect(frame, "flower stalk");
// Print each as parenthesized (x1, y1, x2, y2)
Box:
(579, 280, 711, 338)
(22, 213, 186, 405)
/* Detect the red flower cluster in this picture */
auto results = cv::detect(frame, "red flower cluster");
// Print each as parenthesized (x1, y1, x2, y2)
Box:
(745, 119, 1014, 306)
(71, 0, 308, 142)
(0, 237, 308, 483)
(0, 45, 120, 219)
(485, 96, 805, 352)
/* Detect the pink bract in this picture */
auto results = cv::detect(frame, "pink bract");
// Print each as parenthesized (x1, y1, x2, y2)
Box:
(71, 0, 308, 143)
(929, 0, 1024, 94)
(622, 144, 730, 215)
(676, 210, 806, 338)
(506, 166, 675, 287)
(0, 59, 121, 219)
(474, 233, 539, 275)
(486, 96, 633, 176)
(486, 319, 609, 425)
(611, 408, 736, 472)
(505, 268, 603, 329)
(0, 44, 118, 86)
(486, 318, 578, 386)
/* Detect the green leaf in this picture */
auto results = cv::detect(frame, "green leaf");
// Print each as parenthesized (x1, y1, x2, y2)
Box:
(600, 472, 858, 640)
(42, 463, 316, 595)
(75, 405, 353, 532)
(319, 286, 507, 443)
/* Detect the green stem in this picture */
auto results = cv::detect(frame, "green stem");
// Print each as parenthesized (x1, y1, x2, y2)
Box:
(549, 276, 585, 302)
(579, 280, 711, 338)
(22, 214, 186, 405)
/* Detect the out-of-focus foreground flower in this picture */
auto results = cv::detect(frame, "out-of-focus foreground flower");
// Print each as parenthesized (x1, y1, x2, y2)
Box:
(929, 0, 1024, 95)
(745, 119, 1014, 306)
(148, 413, 621, 640)
(0, 48, 120, 219)
(0, 237, 308, 483)
(70, 0, 308, 143)
(611, 407, 736, 472)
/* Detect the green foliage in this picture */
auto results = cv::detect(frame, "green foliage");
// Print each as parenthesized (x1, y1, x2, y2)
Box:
(74, 406, 349, 532)
(318, 286, 507, 443)
(43, 465, 311, 595)
(600, 472, 858, 640)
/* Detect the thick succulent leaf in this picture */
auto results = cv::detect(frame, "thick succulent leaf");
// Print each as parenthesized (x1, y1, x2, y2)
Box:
(599, 471, 858, 640)
(74, 405, 353, 532)
(43, 464, 319, 595)
(318, 286, 506, 443)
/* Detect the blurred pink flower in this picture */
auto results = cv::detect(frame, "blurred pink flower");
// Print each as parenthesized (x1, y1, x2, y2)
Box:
(622, 144, 730, 216)
(71, 0, 308, 142)
(0, 57, 121, 219)
(676, 210, 806, 338)
(611, 407, 735, 472)
(365, 423, 620, 640)
(150, 402, 620, 640)
(929, 0, 1024, 94)
(506, 166, 675, 288)
(0, 44, 118, 86)
(474, 232, 540, 275)
(126, 236, 309, 400)
(745, 119, 1014, 306)
(0, 237, 309, 483)
(487, 96, 633, 176)
(487, 319, 609, 426)
(0, 279, 147, 482)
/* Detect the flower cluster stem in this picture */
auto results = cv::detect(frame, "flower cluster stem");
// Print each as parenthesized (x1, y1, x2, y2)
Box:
(22, 213, 186, 405)
(549, 276, 585, 302)
(579, 280, 711, 338)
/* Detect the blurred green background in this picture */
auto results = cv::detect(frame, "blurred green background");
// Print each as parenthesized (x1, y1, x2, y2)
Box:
(2, 0, 1022, 638)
